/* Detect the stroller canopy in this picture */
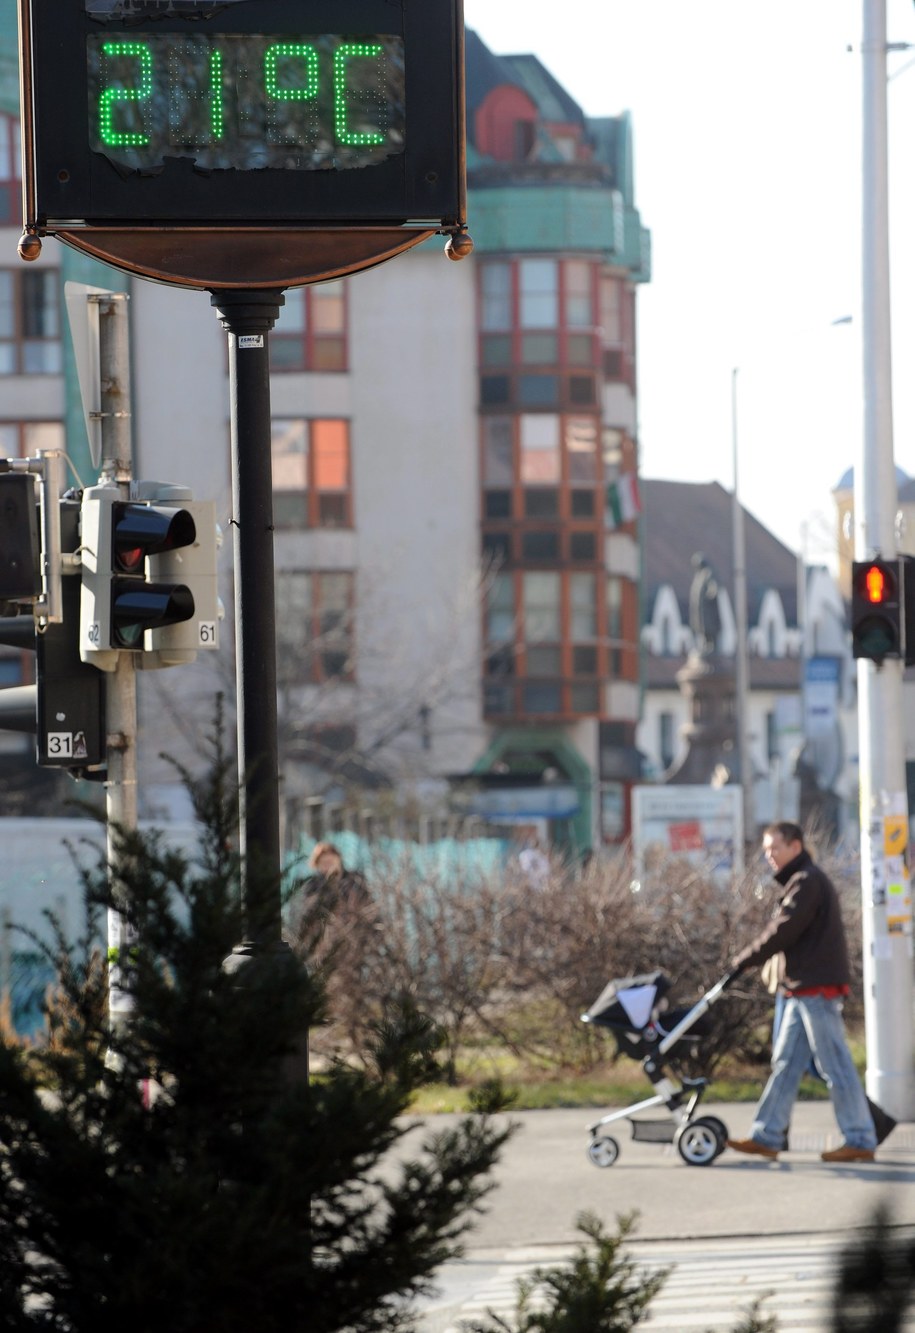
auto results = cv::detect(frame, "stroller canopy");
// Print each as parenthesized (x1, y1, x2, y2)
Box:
(584, 970, 671, 1033)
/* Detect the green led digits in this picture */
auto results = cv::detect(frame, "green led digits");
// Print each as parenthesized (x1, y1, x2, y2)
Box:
(209, 48, 224, 139)
(88, 33, 404, 172)
(334, 44, 385, 145)
(99, 40, 153, 146)
(264, 43, 319, 102)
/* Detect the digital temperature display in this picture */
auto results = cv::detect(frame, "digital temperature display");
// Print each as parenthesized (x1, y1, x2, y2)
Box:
(86, 32, 405, 172)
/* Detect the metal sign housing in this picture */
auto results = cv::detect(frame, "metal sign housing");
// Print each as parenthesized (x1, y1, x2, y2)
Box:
(17, 0, 466, 287)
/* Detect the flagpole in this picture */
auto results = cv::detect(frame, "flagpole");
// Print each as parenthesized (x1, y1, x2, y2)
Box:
(732, 368, 753, 845)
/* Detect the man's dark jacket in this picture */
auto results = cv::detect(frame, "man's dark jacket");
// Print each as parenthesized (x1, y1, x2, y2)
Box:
(732, 849, 851, 992)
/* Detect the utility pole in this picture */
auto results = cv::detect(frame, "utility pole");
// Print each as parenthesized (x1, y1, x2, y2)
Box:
(95, 292, 138, 1037)
(857, 0, 915, 1121)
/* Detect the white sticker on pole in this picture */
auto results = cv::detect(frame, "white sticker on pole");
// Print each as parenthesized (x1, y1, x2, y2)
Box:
(238, 335, 264, 349)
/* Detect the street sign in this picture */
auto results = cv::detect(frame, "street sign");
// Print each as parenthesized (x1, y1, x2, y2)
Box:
(17, 0, 467, 288)
(64, 282, 113, 470)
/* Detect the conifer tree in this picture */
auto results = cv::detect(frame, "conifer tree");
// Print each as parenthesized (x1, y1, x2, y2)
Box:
(0, 724, 512, 1331)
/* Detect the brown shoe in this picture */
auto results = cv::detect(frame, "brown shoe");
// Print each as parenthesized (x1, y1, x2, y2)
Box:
(821, 1144, 876, 1163)
(726, 1137, 779, 1159)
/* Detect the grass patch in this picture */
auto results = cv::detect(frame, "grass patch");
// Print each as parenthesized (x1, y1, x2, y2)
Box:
(400, 1021, 871, 1115)
(405, 1044, 855, 1114)
(406, 1071, 837, 1115)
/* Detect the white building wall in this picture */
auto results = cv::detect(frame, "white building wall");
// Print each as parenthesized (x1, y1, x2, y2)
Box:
(346, 243, 483, 779)
(125, 242, 483, 808)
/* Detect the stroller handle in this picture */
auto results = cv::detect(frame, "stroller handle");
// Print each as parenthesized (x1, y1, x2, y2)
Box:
(655, 971, 734, 1056)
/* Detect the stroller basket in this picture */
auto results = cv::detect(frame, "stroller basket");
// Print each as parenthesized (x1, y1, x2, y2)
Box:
(630, 1119, 676, 1144)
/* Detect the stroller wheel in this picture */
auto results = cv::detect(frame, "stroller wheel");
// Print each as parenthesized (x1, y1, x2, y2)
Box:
(675, 1117, 723, 1167)
(695, 1115, 728, 1149)
(587, 1135, 620, 1168)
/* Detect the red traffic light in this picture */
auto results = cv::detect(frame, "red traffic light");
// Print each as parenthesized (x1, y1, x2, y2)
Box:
(851, 558, 904, 662)
(863, 563, 894, 604)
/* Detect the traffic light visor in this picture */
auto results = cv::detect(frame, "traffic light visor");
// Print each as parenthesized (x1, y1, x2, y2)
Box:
(112, 504, 196, 574)
(111, 581, 194, 648)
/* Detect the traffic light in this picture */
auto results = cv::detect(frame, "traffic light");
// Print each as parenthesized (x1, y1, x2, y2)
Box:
(80, 484, 197, 671)
(80, 482, 220, 670)
(0, 499, 106, 772)
(140, 490, 221, 668)
(851, 558, 904, 663)
(0, 472, 41, 607)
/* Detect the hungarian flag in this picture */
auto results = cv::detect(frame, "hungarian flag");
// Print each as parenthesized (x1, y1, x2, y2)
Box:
(606, 473, 642, 529)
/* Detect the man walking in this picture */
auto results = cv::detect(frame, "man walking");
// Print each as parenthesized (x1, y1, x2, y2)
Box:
(726, 821, 877, 1163)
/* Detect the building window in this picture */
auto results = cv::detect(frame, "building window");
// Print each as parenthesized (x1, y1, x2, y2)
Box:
(482, 416, 513, 486)
(518, 374, 560, 408)
(520, 530, 557, 562)
(519, 414, 560, 485)
(0, 114, 20, 226)
(566, 417, 598, 483)
(607, 574, 623, 675)
(570, 571, 597, 639)
(271, 281, 347, 371)
(271, 417, 351, 529)
(0, 421, 65, 457)
(521, 332, 558, 364)
(0, 269, 62, 375)
(519, 258, 558, 329)
(564, 260, 593, 328)
(486, 572, 515, 643)
(599, 274, 623, 347)
(522, 571, 561, 643)
(481, 261, 512, 331)
(275, 569, 355, 682)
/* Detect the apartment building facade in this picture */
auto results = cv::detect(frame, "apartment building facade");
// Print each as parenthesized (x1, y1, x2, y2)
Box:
(0, 22, 650, 852)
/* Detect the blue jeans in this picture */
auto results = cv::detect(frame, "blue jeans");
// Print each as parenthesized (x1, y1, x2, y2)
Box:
(750, 993, 876, 1151)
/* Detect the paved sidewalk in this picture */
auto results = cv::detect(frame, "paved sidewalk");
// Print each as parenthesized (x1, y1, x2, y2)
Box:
(403, 1102, 915, 1332)
(397, 1101, 915, 1249)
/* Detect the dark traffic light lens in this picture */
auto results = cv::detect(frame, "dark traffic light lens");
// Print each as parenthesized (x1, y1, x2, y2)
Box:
(114, 621, 144, 649)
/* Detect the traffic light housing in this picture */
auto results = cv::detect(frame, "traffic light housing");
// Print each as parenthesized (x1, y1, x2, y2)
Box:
(0, 499, 106, 772)
(80, 482, 219, 670)
(143, 493, 221, 668)
(851, 557, 905, 663)
(0, 472, 41, 606)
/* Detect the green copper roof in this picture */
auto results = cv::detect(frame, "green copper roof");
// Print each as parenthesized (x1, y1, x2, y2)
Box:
(467, 184, 650, 281)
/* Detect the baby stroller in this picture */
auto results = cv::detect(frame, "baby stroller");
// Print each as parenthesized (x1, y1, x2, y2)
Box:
(581, 969, 736, 1167)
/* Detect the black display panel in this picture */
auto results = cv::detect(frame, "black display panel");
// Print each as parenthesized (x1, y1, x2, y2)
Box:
(22, 0, 463, 228)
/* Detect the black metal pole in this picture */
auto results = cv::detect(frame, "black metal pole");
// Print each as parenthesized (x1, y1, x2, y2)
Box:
(211, 289, 284, 947)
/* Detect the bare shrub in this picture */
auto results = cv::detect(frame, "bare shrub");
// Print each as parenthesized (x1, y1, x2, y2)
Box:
(289, 839, 867, 1086)
(290, 855, 512, 1082)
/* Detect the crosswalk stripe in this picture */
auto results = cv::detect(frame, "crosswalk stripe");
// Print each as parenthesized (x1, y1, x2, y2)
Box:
(419, 1231, 915, 1333)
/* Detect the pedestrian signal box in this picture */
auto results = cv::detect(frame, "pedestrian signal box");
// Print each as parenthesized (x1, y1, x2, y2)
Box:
(851, 558, 906, 664)
(17, 0, 467, 288)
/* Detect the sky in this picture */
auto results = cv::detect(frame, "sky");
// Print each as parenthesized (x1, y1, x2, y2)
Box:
(461, 0, 915, 563)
